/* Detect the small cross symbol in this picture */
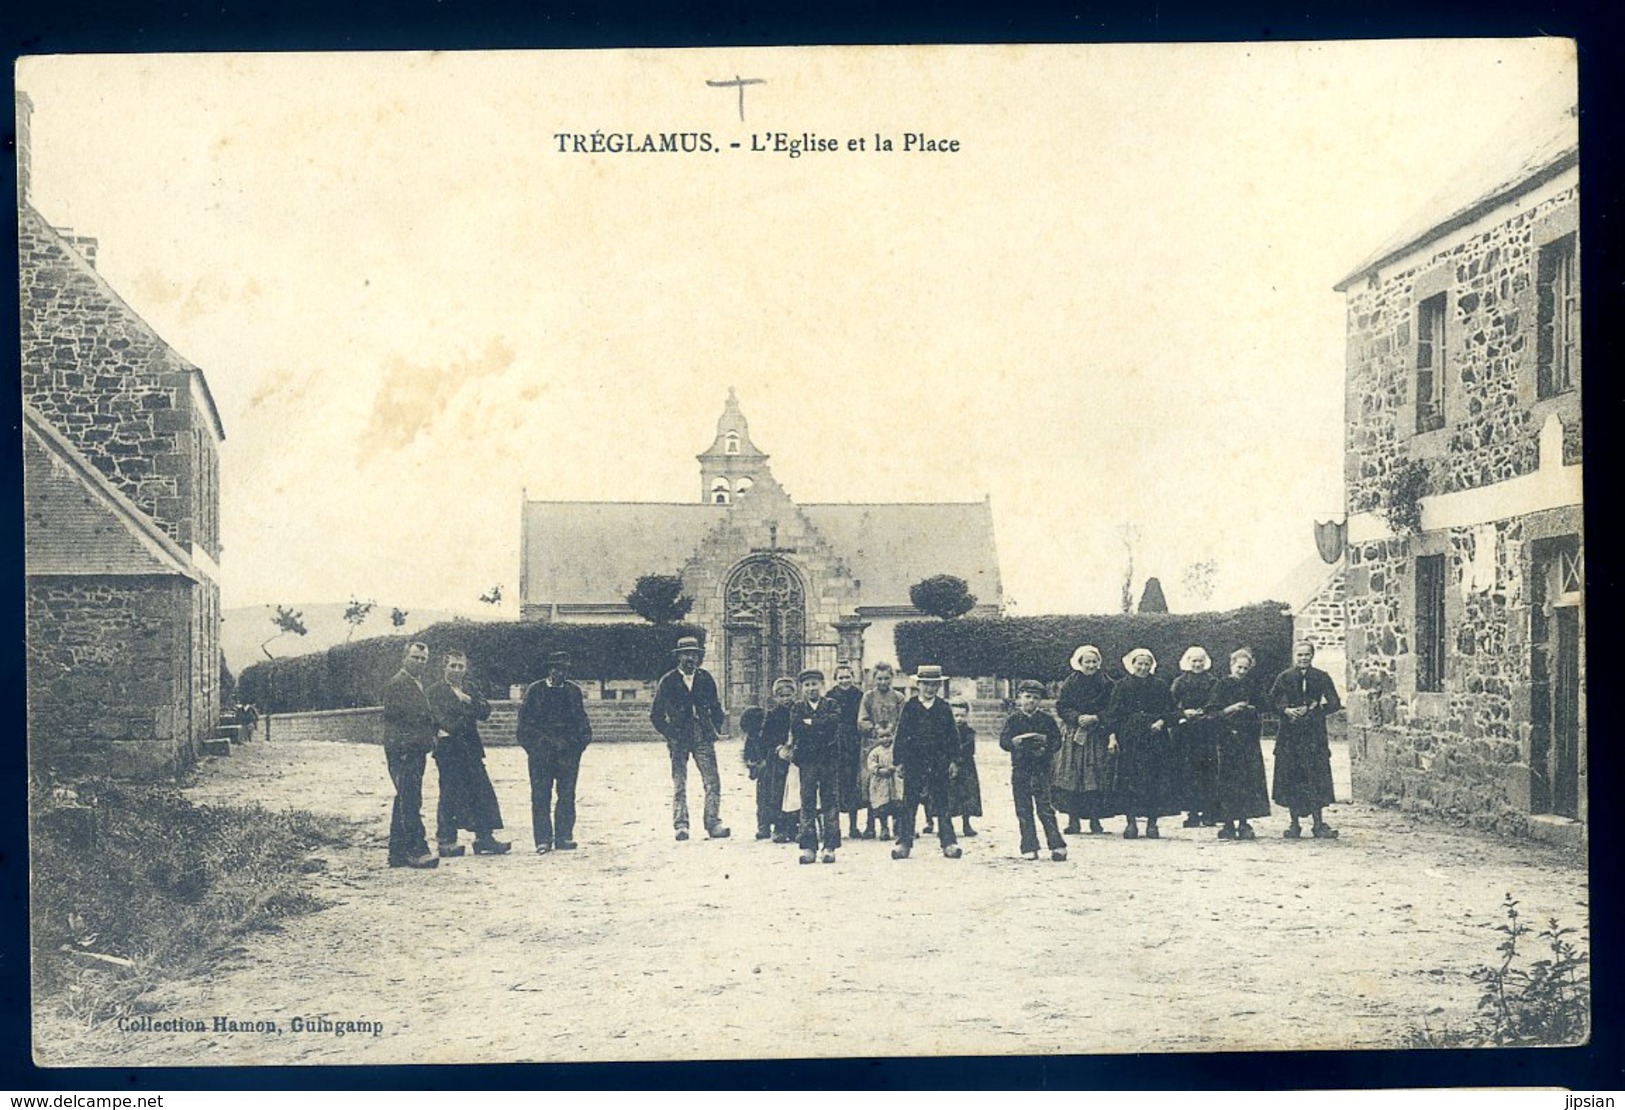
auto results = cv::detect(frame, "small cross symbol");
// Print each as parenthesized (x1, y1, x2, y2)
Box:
(706, 75, 766, 121)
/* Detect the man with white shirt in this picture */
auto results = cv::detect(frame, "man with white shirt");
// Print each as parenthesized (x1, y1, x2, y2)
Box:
(649, 636, 731, 841)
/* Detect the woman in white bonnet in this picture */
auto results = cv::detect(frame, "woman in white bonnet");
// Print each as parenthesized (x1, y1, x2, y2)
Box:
(1205, 646, 1271, 839)
(1170, 646, 1221, 829)
(1105, 648, 1178, 839)
(1051, 644, 1118, 835)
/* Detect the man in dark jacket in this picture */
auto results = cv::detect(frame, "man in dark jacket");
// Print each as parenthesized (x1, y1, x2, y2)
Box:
(516, 651, 593, 854)
(649, 636, 731, 841)
(891, 664, 962, 860)
(427, 651, 511, 858)
(1001, 679, 1066, 861)
(382, 641, 438, 869)
(788, 668, 843, 864)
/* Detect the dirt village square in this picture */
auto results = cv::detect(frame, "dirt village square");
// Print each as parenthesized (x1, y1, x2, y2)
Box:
(20, 44, 1591, 1072)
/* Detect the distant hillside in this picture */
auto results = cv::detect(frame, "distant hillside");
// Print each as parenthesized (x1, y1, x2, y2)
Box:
(221, 603, 500, 675)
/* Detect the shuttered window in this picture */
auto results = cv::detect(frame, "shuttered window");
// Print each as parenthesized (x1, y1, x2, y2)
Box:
(1415, 554, 1446, 692)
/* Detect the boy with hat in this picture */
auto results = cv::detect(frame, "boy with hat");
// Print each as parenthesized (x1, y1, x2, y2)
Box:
(891, 665, 962, 860)
(1001, 679, 1067, 861)
(516, 650, 593, 853)
(787, 668, 843, 863)
(650, 636, 731, 841)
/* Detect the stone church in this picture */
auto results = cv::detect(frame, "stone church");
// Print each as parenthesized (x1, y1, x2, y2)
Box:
(520, 389, 1003, 709)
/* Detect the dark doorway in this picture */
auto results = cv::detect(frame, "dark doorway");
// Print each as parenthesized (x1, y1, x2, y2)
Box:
(1529, 534, 1582, 818)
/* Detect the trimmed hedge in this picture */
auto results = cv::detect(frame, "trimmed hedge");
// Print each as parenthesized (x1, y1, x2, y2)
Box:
(894, 603, 1295, 683)
(238, 621, 706, 713)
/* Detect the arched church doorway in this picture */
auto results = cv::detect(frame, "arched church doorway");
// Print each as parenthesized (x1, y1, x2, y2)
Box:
(723, 555, 806, 712)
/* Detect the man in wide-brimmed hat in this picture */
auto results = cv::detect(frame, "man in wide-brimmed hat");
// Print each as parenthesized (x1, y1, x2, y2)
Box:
(890, 665, 962, 860)
(649, 636, 731, 841)
(516, 650, 593, 853)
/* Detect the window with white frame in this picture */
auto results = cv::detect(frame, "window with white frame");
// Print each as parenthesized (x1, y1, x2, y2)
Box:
(1536, 232, 1579, 399)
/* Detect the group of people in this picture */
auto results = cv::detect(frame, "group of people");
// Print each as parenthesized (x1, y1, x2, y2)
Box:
(1043, 639, 1343, 850)
(378, 632, 1344, 870)
(380, 642, 593, 868)
(739, 661, 984, 865)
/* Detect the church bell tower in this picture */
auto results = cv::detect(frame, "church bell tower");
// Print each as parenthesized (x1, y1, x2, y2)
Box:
(697, 387, 769, 504)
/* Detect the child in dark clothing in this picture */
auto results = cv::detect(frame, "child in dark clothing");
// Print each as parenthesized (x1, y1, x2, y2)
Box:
(1000, 679, 1067, 861)
(746, 677, 799, 842)
(949, 698, 982, 837)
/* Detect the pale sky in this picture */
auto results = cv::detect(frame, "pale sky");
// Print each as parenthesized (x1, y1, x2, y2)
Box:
(17, 41, 1575, 617)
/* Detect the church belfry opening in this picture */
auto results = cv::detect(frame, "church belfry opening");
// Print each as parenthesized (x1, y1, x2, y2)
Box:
(697, 386, 769, 504)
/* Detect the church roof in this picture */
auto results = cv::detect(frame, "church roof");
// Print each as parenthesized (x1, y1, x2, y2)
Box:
(523, 501, 725, 604)
(801, 501, 1002, 609)
(521, 497, 1002, 609)
(1334, 74, 1578, 292)
(24, 404, 197, 579)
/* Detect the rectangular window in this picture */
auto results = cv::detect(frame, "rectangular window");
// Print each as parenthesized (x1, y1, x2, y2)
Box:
(1415, 292, 1447, 433)
(1537, 233, 1579, 398)
(1415, 554, 1446, 693)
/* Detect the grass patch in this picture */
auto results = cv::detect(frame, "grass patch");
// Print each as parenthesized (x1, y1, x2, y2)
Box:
(1408, 893, 1590, 1048)
(31, 778, 354, 1027)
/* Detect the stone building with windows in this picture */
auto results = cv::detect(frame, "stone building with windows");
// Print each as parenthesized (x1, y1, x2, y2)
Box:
(20, 92, 227, 779)
(520, 388, 1003, 710)
(1335, 83, 1582, 839)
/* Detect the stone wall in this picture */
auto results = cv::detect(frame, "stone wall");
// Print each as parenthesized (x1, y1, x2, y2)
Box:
(27, 575, 193, 778)
(1343, 508, 1584, 834)
(19, 206, 217, 557)
(1343, 180, 1580, 518)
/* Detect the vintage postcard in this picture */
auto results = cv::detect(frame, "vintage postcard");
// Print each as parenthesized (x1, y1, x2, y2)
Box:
(20, 41, 1586, 1067)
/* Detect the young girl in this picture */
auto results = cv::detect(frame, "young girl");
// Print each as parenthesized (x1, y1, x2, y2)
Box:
(865, 730, 903, 839)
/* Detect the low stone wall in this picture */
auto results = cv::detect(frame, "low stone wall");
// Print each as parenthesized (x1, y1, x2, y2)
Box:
(259, 698, 1015, 747)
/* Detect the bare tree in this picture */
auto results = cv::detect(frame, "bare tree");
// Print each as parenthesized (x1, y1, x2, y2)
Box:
(1117, 523, 1141, 614)
(261, 605, 308, 660)
(343, 596, 376, 642)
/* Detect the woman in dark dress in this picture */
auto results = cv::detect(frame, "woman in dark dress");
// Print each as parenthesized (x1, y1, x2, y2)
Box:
(1107, 648, 1178, 839)
(1269, 641, 1343, 839)
(827, 662, 867, 840)
(1205, 647, 1271, 839)
(1052, 644, 1118, 834)
(1170, 646, 1221, 828)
